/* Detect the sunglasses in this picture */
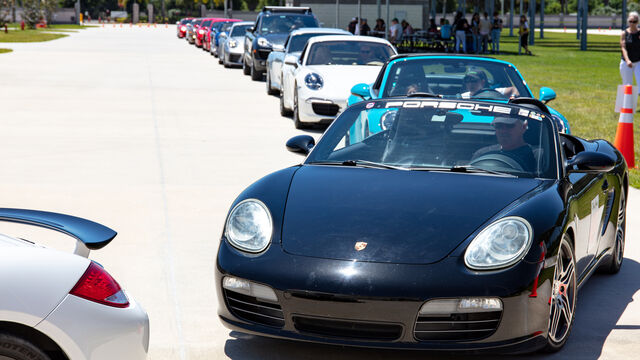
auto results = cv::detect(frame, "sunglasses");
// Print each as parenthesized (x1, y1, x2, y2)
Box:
(630, 20, 638, 23)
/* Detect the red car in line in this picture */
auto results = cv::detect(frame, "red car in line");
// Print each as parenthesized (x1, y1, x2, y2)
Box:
(176, 17, 194, 38)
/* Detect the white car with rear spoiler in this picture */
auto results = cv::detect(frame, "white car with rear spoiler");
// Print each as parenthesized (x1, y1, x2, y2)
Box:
(0, 208, 149, 360)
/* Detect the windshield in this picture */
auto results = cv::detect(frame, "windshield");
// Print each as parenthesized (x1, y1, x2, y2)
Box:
(221, 22, 233, 33)
(180, 19, 191, 25)
(259, 15, 318, 34)
(381, 59, 531, 100)
(201, 20, 212, 28)
(211, 21, 228, 32)
(289, 33, 343, 52)
(306, 99, 557, 178)
(231, 24, 253, 37)
(306, 41, 395, 66)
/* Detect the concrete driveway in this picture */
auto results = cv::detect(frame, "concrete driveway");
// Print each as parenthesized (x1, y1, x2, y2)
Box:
(0, 26, 638, 359)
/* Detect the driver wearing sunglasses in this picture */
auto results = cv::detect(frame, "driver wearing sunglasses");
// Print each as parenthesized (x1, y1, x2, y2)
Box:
(459, 70, 519, 99)
(471, 116, 536, 172)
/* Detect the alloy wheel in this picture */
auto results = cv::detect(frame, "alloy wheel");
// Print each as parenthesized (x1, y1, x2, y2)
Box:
(547, 236, 576, 347)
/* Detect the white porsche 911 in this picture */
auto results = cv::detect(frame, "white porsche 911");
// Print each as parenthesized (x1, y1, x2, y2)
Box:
(0, 208, 149, 360)
(280, 35, 396, 128)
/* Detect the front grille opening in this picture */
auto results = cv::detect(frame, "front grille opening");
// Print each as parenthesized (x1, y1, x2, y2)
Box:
(312, 103, 340, 116)
(224, 290, 285, 328)
(293, 316, 403, 341)
(228, 54, 241, 63)
(414, 311, 502, 342)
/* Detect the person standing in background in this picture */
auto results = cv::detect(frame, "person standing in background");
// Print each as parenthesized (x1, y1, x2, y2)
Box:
(621, 11, 640, 90)
(471, 13, 480, 54)
(389, 18, 403, 45)
(519, 15, 532, 55)
(348, 17, 358, 34)
(360, 18, 370, 36)
(453, 12, 468, 53)
(479, 12, 491, 54)
(374, 18, 385, 37)
(491, 12, 503, 54)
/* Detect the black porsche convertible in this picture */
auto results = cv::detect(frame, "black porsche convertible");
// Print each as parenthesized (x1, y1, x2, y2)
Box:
(216, 97, 628, 353)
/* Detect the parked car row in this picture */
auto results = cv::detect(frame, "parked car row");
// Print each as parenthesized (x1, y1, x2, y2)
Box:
(179, 7, 570, 133)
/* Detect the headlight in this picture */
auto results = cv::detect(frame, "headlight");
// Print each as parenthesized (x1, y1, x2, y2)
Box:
(225, 199, 273, 253)
(228, 39, 238, 48)
(257, 37, 271, 48)
(304, 73, 324, 90)
(180, 26, 186, 31)
(464, 216, 533, 270)
(199, 29, 205, 35)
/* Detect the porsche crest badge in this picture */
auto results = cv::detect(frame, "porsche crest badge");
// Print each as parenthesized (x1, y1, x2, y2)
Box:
(354, 242, 368, 251)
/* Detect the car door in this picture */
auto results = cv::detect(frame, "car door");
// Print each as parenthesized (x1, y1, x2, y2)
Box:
(284, 43, 307, 109)
(561, 135, 608, 278)
(245, 17, 259, 65)
(273, 35, 290, 88)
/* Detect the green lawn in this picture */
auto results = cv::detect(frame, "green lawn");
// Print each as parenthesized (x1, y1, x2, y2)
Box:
(491, 30, 640, 188)
(0, 29, 68, 42)
(0, 48, 12, 54)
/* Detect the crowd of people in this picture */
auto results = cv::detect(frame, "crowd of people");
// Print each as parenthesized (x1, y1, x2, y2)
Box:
(346, 12, 534, 55)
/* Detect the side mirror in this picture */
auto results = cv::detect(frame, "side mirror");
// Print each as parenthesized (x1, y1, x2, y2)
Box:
(284, 54, 299, 67)
(246, 27, 254, 33)
(351, 83, 370, 99)
(286, 135, 315, 155)
(566, 151, 616, 173)
(273, 44, 285, 52)
(219, 32, 227, 38)
(539, 87, 556, 104)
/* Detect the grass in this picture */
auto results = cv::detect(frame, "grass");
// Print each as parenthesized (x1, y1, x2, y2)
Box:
(0, 48, 12, 54)
(489, 30, 640, 188)
(0, 29, 67, 42)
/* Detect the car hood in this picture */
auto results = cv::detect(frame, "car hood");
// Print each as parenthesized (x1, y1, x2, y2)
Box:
(301, 65, 381, 99)
(281, 165, 542, 264)
(262, 33, 288, 46)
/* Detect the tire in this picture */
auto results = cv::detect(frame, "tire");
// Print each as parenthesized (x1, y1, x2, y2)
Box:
(601, 190, 626, 274)
(250, 60, 262, 81)
(293, 88, 305, 129)
(242, 56, 250, 75)
(0, 333, 51, 360)
(218, 57, 223, 65)
(280, 92, 292, 117)
(542, 234, 577, 353)
(266, 71, 278, 96)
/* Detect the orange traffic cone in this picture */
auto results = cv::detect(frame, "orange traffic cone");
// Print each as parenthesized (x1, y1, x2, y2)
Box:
(614, 85, 636, 168)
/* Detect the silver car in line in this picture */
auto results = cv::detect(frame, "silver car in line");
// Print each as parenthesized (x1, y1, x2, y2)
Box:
(219, 22, 255, 68)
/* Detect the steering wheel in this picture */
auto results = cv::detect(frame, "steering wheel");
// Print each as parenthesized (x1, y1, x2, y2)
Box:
(471, 88, 506, 100)
(470, 153, 524, 172)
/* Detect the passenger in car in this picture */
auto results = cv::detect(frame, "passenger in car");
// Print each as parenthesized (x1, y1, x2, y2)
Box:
(460, 70, 518, 99)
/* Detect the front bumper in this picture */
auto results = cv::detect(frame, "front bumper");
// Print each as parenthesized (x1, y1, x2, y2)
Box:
(226, 47, 244, 65)
(36, 294, 149, 360)
(297, 93, 348, 125)
(216, 239, 552, 352)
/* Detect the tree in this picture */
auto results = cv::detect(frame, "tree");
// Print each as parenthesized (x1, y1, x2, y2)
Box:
(0, 0, 11, 29)
(42, 0, 59, 25)
(21, 0, 42, 29)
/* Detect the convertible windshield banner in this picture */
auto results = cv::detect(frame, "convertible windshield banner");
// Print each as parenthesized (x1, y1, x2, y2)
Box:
(383, 100, 546, 122)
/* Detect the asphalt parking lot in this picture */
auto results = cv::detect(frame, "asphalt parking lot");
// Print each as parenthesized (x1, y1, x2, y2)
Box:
(0, 26, 639, 359)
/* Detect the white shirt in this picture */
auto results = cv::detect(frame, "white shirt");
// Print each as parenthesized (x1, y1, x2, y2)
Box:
(390, 23, 402, 40)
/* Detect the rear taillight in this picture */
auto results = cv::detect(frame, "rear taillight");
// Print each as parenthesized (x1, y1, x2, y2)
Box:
(70, 262, 129, 308)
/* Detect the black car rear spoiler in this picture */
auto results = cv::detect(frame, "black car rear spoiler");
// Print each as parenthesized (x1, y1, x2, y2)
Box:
(0, 208, 117, 257)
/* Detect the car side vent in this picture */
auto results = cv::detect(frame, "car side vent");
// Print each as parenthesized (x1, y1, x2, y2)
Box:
(224, 290, 285, 328)
(414, 311, 501, 342)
